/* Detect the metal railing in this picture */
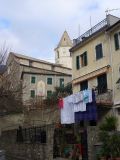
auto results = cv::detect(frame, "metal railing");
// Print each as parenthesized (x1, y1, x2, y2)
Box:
(73, 18, 107, 46)
(95, 89, 113, 106)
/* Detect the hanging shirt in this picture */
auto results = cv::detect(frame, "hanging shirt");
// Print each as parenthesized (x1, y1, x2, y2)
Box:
(75, 90, 97, 122)
(61, 96, 75, 124)
(73, 91, 86, 112)
(83, 89, 92, 104)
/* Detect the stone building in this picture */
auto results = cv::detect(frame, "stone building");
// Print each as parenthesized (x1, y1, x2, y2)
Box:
(70, 14, 120, 159)
(6, 50, 72, 106)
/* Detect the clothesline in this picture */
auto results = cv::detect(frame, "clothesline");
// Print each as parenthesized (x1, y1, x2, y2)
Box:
(58, 89, 97, 124)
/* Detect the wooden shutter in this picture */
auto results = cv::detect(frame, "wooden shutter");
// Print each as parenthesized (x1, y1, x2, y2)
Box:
(114, 33, 119, 50)
(84, 51, 87, 66)
(96, 44, 103, 60)
(76, 56, 80, 69)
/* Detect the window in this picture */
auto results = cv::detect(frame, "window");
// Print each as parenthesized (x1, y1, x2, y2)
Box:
(76, 56, 80, 70)
(97, 73, 107, 94)
(80, 80, 88, 91)
(47, 77, 52, 85)
(95, 43, 103, 60)
(81, 51, 87, 67)
(114, 33, 120, 50)
(47, 90, 52, 98)
(31, 90, 35, 98)
(31, 76, 36, 83)
(60, 78, 64, 87)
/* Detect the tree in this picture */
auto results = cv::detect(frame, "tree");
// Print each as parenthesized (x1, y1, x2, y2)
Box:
(0, 45, 23, 115)
(99, 115, 120, 159)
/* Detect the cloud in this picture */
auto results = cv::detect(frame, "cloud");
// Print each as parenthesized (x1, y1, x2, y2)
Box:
(0, 0, 120, 62)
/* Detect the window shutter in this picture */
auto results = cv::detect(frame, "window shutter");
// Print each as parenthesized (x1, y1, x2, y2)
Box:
(76, 56, 80, 69)
(31, 90, 35, 98)
(84, 52, 87, 66)
(47, 90, 52, 98)
(31, 77, 36, 83)
(96, 44, 103, 60)
(114, 33, 119, 50)
(47, 78, 52, 85)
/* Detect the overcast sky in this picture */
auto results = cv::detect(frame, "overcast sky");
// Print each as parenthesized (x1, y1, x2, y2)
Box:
(0, 0, 120, 62)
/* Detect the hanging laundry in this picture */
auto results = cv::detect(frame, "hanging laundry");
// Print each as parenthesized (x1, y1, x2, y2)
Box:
(73, 91, 86, 112)
(75, 90, 97, 123)
(61, 95, 75, 124)
(83, 89, 92, 104)
(58, 98, 64, 109)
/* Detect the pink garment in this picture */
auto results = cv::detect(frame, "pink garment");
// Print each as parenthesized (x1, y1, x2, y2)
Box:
(58, 98, 64, 109)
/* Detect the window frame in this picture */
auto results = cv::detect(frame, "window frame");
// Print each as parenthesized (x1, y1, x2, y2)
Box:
(114, 32, 120, 51)
(97, 73, 107, 94)
(80, 51, 88, 67)
(47, 90, 52, 98)
(31, 76, 36, 84)
(30, 90, 35, 98)
(76, 55, 80, 70)
(80, 80, 88, 91)
(60, 78, 64, 87)
(47, 77, 52, 85)
(95, 43, 103, 60)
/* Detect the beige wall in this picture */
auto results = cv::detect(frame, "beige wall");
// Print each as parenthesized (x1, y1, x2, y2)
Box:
(72, 33, 110, 80)
(72, 32, 113, 93)
(109, 27, 120, 105)
(72, 26, 120, 130)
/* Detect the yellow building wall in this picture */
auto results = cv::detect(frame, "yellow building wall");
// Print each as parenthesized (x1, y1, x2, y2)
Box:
(109, 27, 120, 105)
(72, 32, 112, 93)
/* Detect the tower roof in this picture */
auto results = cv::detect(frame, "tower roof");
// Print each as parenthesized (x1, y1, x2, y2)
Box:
(57, 31, 73, 48)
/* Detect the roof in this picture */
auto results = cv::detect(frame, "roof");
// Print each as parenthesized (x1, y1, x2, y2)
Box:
(10, 52, 72, 70)
(20, 64, 72, 77)
(70, 14, 120, 52)
(106, 20, 120, 32)
(56, 31, 73, 49)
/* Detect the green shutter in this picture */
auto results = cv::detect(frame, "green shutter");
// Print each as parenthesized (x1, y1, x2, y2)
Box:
(96, 44, 103, 60)
(31, 90, 35, 98)
(76, 56, 80, 69)
(114, 33, 119, 50)
(84, 52, 87, 66)
(47, 90, 52, 98)
(47, 78, 52, 85)
(31, 76, 36, 83)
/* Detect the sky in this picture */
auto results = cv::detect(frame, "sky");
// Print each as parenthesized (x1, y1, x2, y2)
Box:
(0, 0, 120, 62)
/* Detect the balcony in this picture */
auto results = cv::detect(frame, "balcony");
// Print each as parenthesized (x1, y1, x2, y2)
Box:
(95, 89, 113, 106)
(73, 18, 107, 46)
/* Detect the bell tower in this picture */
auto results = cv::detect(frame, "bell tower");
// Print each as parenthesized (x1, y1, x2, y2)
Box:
(54, 31, 73, 68)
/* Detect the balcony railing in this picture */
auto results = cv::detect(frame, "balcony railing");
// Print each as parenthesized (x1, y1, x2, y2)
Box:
(95, 89, 113, 106)
(73, 18, 107, 46)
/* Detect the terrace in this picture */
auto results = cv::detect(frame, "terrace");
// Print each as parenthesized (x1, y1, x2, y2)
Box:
(73, 18, 107, 46)
(95, 89, 113, 106)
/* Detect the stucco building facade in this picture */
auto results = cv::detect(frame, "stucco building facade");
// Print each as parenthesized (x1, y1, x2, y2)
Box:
(70, 14, 120, 129)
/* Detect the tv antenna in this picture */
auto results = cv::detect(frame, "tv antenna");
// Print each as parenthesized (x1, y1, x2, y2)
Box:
(105, 8, 120, 15)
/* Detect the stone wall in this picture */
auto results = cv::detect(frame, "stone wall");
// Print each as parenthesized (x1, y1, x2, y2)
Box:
(0, 125, 55, 160)
(87, 126, 100, 160)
